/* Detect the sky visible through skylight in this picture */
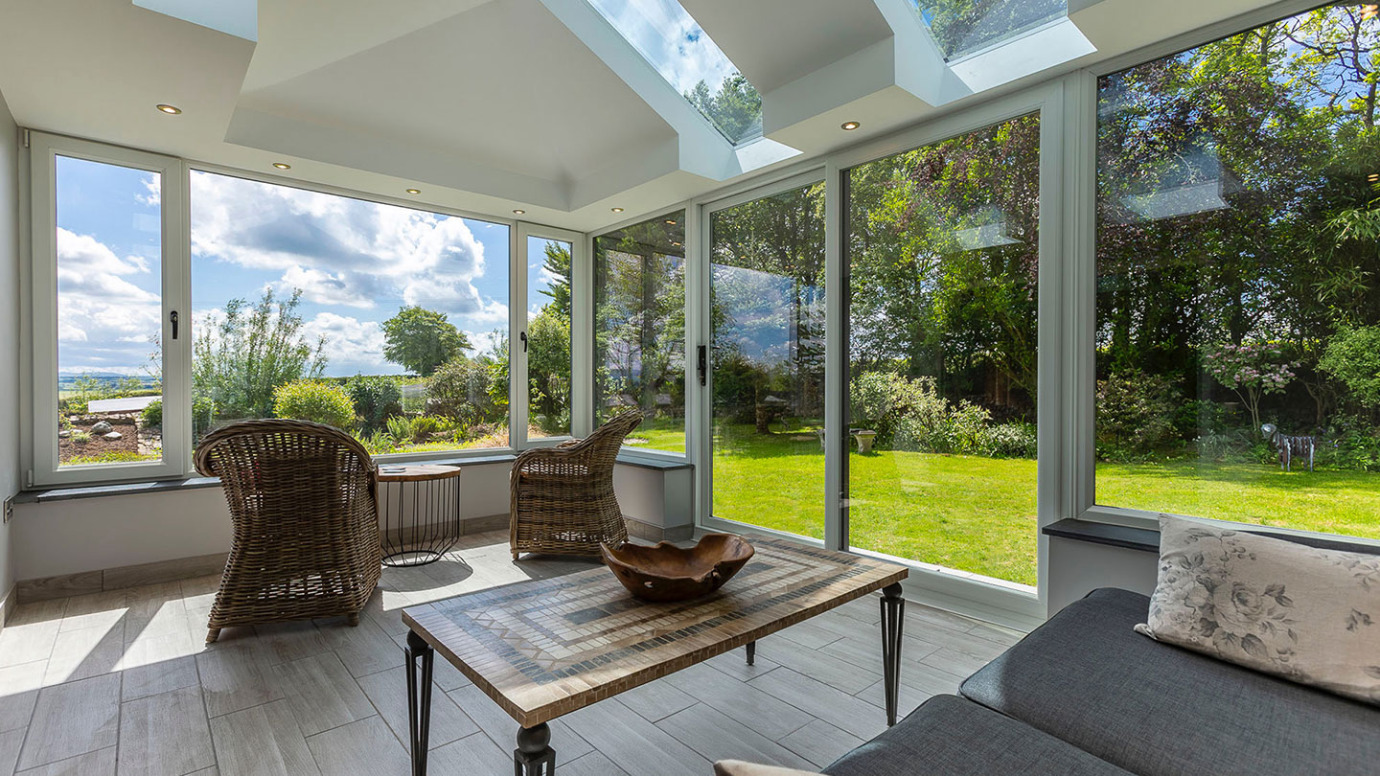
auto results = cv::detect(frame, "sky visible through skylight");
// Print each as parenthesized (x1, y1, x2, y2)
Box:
(55, 158, 512, 380)
(585, 0, 762, 144)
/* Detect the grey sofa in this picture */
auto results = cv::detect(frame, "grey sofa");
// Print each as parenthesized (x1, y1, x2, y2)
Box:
(823, 588, 1380, 776)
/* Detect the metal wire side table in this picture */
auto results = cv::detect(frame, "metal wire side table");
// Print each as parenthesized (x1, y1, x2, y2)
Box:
(377, 464, 462, 567)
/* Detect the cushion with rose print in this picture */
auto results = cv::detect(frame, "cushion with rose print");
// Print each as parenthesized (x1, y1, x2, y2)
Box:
(1136, 515, 1380, 705)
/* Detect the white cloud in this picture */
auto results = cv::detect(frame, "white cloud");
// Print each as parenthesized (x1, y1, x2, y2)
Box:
(465, 329, 507, 359)
(589, 0, 739, 94)
(55, 228, 160, 347)
(190, 171, 496, 323)
(300, 312, 394, 375)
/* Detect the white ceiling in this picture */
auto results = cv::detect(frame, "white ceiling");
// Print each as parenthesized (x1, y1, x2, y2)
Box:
(0, 0, 1279, 231)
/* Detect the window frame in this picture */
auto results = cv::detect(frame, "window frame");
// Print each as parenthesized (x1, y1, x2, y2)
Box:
(514, 222, 583, 450)
(27, 132, 191, 486)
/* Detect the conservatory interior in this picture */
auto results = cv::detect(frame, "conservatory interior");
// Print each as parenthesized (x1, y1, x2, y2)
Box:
(0, 0, 1377, 774)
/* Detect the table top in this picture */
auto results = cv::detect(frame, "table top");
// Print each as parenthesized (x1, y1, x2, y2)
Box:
(401, 537, 908, 727)
(376, 464, 462, 483)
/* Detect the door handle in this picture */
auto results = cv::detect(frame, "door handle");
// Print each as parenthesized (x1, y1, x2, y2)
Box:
(520, 331, 528, 353)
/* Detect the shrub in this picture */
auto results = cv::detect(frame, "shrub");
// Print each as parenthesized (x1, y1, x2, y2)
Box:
(1315, 415, 1380, 472)
(272, 381, 355, 430)
(347, 375, 402, 432)
(66, 450, 155, 465)
(427, 358, 500, 426)
(141, 399, 163, 429)
(1096, 369, 1179, 460)
(1320, 326, 1380, 410)
(981, 422, 1038, 458)
(71, 431, 92, 444)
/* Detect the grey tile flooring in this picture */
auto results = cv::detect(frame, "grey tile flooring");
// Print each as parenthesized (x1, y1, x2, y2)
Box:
(0, 529, 1024, 774)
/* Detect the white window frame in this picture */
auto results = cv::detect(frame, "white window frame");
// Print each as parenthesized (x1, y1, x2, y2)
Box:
(27, 132, 191, 486)
(514, 223, 583, 449)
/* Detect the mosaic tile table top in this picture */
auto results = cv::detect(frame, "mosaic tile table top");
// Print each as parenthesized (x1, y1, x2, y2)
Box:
(402, 537, 909, 727)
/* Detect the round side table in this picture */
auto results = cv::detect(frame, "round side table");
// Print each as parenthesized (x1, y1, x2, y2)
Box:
(376, 464, 462, 567)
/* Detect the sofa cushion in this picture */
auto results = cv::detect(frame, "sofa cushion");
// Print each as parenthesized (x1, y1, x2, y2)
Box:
(961, 587, 1380, 776)
(1137, 515, 1380, 705)
(822, 694, 1131, 776)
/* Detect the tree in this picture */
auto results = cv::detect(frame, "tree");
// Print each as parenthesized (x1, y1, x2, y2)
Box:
(193, 288, 326, 422)
(381, 306, 471, 377)
(686, 74, 762, 142)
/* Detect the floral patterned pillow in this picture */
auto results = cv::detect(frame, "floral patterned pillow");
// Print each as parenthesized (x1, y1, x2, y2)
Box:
(1136, 515, 1380, 705)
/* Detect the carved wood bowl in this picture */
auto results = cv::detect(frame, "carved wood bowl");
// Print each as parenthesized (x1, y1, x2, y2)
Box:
(600, 534, 755, 602)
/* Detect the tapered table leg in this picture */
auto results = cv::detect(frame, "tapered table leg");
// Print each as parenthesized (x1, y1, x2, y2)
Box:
(879, 583, 905, 727)
(745, 640, 756, 666)
(515, 723, 556, 775)
(406, 630, 435, 776)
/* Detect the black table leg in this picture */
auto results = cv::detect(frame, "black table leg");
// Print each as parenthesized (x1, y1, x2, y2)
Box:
(879, 583, 905, 727)
(515, 723, 556, 775)
(406, 630, 434, 776)
(745, 640, 756, 666)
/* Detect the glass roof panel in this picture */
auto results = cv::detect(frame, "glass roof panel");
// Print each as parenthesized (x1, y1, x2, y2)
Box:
(909, 0, 1067, 61)
(585, 0, 762, 145)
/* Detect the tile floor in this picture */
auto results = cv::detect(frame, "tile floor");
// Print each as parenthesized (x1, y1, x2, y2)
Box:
(0, 531, 1027, 775)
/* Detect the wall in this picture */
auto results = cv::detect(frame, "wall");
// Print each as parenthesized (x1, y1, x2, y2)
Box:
(1046, 536, 1157, 613)
(0, 90, 20, 614)
(10, 458, 680, 588)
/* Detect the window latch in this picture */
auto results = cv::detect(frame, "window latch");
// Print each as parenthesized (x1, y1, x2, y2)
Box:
(697, 344, 707, 386)
(519, 331, 528, 353)
(169, 311, 179, 340)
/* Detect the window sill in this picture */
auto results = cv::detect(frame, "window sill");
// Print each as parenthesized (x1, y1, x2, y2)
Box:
(17, 451, 691, 504)
(1045, 517, 1380, 558)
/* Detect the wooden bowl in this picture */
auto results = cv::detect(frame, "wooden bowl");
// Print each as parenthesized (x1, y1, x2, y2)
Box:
(601, 534, 755, 602)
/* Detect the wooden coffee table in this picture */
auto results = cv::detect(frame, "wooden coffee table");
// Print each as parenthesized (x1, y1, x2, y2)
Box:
(401, 537, 909, 775)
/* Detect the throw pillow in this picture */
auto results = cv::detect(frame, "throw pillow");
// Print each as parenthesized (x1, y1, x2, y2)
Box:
(714, 760, 822, 776)
(1136, 515, 1380, 705)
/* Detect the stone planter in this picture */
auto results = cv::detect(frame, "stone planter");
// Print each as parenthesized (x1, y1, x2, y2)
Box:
(854, 430, 877, 454)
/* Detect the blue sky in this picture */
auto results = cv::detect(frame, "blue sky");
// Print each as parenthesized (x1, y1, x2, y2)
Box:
(56, 158, 516, 378)
(586, 0, 739, 95)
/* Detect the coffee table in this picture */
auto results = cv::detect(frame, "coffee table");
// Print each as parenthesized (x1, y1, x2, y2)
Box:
(401, 537, 909, 775)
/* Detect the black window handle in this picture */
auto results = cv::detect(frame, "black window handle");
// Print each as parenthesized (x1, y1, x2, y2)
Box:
(170, 311, 179, 340)
(520, 331, 528, 353)
(697, 345, 707, 386)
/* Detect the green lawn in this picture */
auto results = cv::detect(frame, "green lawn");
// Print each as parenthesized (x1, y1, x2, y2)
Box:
(628, 422, 1380, 588)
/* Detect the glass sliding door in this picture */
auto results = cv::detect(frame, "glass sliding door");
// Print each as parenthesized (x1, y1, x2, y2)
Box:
(846, 114, 1041, 587)
(709, 182, 826, 538)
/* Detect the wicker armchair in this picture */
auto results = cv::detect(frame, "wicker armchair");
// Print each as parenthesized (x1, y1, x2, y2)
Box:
(195, 419, 382, 643)
(510, 410, 644, 559)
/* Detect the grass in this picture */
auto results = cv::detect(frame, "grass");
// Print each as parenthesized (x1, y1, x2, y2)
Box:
(630, 420, 1380, 588)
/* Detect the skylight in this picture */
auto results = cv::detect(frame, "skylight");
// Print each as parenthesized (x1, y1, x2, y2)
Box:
(585, 0, 763, 145)
(910, 0, 1067, 61)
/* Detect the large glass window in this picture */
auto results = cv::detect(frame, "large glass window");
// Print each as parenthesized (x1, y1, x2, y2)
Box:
(848, 114, 1041, 587)
(593, 212, 686, 453)
(709, 184, 826, 538)
(526, 235, 573, 439)
(910, 0, 1067, 61)
(1095, 3, 1380, 541)
(54, 156, 165, 469)
(190, 171, 511, 454)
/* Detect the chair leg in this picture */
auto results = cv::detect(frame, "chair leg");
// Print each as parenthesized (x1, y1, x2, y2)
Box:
(347, 613, 360, 627)
(206, 628, 221, 644)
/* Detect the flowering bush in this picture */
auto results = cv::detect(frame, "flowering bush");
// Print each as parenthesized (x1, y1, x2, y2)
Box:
(1201, 343, 1295, 434)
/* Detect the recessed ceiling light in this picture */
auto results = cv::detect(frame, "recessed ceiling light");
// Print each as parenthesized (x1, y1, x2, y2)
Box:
(272, 162, 291, 170)
(156, 104, 182, 115)
(611, 207, 624, 213)
(841, 121, 861, 131)
(513, 209, 526, 215)
(406, 188, 421, 195)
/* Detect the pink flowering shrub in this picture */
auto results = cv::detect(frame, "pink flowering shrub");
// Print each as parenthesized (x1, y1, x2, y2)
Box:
(1201, 343, 1295, 434)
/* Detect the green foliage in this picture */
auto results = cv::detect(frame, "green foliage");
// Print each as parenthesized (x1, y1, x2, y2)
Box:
(59, 413, 72, 433)
(527, 304, 571, 435)
(140, 400, 163, 430)
(272, 380, 355, 430)
(685, 73, 762, 143)
(381, 307, 471, 377)
(1320, 326, 1380, 409)
(427, 358, 501, 427)
(65, 450, 155, 465)
(71, 431, 91, 444)
(194, 288, 326, 422)
(384, 415, 452, 446)
(981, 422, 1038, 459)
(1096, 370, 1179, 460)
(346, 375, 402, 432)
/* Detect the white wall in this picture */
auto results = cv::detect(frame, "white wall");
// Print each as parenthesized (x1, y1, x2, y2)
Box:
(1046, 536, 1157, 613)
(0, 90, 20, 606)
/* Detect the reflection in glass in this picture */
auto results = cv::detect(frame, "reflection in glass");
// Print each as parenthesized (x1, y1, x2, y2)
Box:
(847, 114, 1041, 587)
(710, 184, 825, 537)
(55, 156, 165, 468)
(594, 212, 686, 453)
(910, 0, 1066, 60)
(1095, 4, 1380, 541)
(526, 236, 573, 439)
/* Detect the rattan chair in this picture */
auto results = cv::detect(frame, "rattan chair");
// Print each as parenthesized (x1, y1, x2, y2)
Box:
(195, 419, 382, 643)
(510, 409, 643, 559)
